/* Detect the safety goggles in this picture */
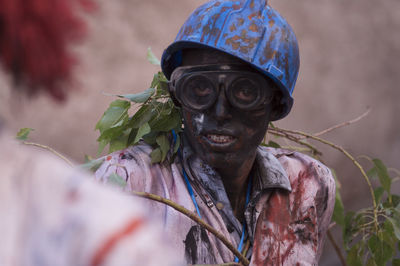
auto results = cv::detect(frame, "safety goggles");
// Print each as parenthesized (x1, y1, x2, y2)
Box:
(169, 64, 274, 111)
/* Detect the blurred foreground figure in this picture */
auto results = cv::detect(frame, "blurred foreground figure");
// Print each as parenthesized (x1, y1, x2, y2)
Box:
(96, 0, 336, 265)
(0, 0, 181, 265)
(0, 140, 181, 266)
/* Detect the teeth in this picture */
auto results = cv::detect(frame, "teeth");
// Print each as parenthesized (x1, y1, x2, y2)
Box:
(207, 134, 234, 143)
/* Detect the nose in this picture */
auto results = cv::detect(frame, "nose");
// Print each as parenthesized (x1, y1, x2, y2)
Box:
(213, 83, 232, 121)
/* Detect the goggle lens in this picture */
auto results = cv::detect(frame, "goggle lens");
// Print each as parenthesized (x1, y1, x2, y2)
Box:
(228, 77, 262, 110)
(181, 75, 216, 110)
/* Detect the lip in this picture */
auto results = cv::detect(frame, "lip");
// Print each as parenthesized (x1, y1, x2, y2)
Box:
(201, 130, 238, 150)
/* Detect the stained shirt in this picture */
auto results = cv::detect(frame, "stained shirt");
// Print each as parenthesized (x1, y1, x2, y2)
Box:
(95, 140, 335, 265)
(0, 131, 182, 266)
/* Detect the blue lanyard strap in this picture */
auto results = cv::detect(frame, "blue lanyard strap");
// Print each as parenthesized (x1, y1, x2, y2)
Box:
(182, 167, 202, 219)
(172, 130, 251, 261)
(172, 130, 203, 219)
(234, 176, 252, 262)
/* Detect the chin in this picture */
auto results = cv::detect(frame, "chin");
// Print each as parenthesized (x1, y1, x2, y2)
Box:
(200, 149, 243, 169)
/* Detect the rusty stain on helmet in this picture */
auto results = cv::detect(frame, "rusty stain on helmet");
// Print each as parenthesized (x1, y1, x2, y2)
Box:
(250, 0, 255, 9)
(269, 19, 275, 27)
(248, 12, 258, 20)
(249, 23, 259, 32)
(184, 26, 194, 36)
(259, 28, 278, 64)
(232, 4, 241, 10)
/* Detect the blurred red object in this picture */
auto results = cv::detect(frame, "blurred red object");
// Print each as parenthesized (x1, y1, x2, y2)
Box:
(0, 0, 95, 101)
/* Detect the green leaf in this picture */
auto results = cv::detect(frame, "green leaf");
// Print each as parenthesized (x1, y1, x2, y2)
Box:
(149, 107, 181, 132)
(346, 244, 363, 266)
(16, 128, 34, 140)
(97, 140, 108, 155)
(150, 148, 162, 163)
(95, 100, 130, 133)
(368, 234, 393, 265)
(344, 211, 355, 248)
(382, 220, 397, 252)
(84, 154, 94, 163)
(142, 131, 158, 146)
(392, 195, 400, 207)
(128, 104, 153, 129)
(97, 125, 126, 142)
(133, 122, 151, 144)
(150, 73, 161, 89)
(366, 258, 377, 266)
(372, 158, 391, 194)
(393, 259, 400, 266)
(387, 210, 400, 240)
(332, 169, 345, 227)
(116, 87, 155, 103)
(108, 173, 127, 188)
(266, 141, 281, 148)
(147, 47, 161, 65)
(79, 158, 105, 173)
(156, 134, 170, 162)
(373, 187, 385, 205)
(333, 187, 345, 227)
(157, 71, 168, 83)
(367, 167, 378, 179)
(109, 133, 129, 153)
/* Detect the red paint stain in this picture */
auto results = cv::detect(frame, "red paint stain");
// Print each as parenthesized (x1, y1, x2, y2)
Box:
(90, 218, 144, 266)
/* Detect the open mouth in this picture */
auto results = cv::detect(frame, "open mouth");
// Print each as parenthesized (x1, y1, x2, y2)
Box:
(206, 134, 236, 144)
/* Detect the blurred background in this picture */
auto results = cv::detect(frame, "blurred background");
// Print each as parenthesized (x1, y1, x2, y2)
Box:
(1, 0, 399, 264)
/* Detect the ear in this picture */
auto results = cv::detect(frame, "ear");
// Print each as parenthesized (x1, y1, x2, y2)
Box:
(270, 103, 285, 121)
(269, 91, 292, 121)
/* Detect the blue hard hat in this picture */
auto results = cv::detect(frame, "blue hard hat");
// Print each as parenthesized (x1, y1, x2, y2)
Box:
(161, 0, 299, 120)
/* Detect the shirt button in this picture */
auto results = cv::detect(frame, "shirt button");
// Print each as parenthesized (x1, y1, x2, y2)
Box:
(216, 202, 224, 210)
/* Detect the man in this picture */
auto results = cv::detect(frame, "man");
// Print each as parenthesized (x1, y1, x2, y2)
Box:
(95, 0, 335, 265)
(0, 0, 181, 265)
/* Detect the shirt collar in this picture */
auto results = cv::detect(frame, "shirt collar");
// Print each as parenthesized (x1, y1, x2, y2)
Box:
(180, 137, 291, 193)
(180, 137, 292, 243)
(253, 146, 292, 192)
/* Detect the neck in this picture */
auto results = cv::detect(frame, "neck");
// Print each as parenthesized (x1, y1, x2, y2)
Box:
(215, 152, 256, 221)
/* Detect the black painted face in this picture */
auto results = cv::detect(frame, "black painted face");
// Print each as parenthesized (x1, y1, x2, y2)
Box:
(175, 49, 277, 169)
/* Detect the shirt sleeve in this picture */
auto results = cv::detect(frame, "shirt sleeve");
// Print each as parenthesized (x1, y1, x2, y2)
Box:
(251, 151, 336, 265)
(94, 144, 155, 193)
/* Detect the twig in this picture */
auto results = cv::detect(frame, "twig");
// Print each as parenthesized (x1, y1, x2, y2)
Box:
(22, 141, 74, 167)
(131, 191, 250, 266)
(242, 239, 251, 257)
(268, 129, 321, 156)
(300, 109, 370, 140)
(388, 168, 400, 176)
(328, 222, 336, 230)
(327, 230, 347, 266)
(279, 145, 313, 153)
(271, 127, 379, 232)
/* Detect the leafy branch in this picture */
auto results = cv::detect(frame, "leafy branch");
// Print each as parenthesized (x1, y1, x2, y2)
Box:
(95, 50, 181, 163)
(266, 117, 400, 266)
